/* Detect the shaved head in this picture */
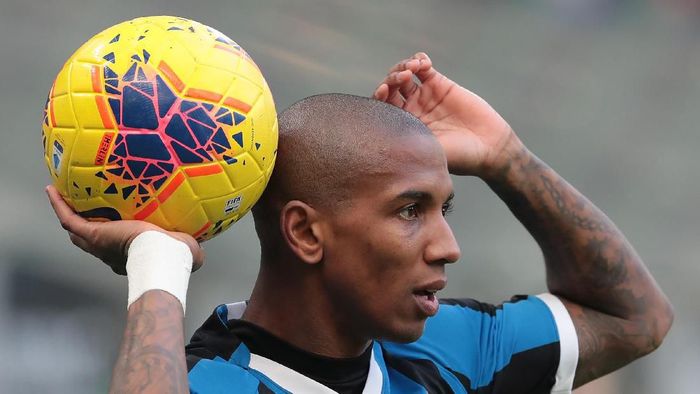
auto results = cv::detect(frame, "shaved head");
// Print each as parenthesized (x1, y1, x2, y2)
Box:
(252, 93, 433, 254)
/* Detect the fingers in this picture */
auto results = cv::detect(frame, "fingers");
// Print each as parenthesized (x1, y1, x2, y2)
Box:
(393, 70, 420, 99)
(411, 52, 437, 83)
(380, 68, 415, 98)
(386, 88, 405, 108)
(387, 53, 433, 80)
(374, 82, 405, 107)
(192, 247, 205, 272)
(46, 185, 93, 238)
(375, 70, 411, 107)
(373, 83, 389, 101)
(374, 52, 436, 106)
(388, 57, 421, 75)
(375, 55, 419, 103)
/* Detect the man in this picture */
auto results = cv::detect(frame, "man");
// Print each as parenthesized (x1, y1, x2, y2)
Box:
(47, 53, 673, 393)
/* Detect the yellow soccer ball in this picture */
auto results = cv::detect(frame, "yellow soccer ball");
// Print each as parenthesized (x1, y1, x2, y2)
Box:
(42, 16, 278, 241)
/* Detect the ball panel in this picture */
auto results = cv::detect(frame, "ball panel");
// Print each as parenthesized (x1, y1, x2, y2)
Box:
(235, 57, 266, 92)
(50, 95, 76, 128)
(65, 166, 106, 202)
(184, 164, 234, 200)
(223, 77, 262, 114)
(70, 93, 113, 130)
(169, 204, 210, 237)
(67, 130, 111, 167)
(198, 44, 244, 71)
(247, 97, 277, 173)
(156, 46, 198, 93)
(139, 202, 171, 229)
(157, 172, 199, 221)
(220, 152, 262, 191)
(69, 62, 101, 94)
(186, 65, 236, 101)
(52, 65, 72, 97)
(232, 174, 269, 216)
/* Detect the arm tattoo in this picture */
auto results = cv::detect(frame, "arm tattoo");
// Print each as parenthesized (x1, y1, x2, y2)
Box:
(110, 291, 188, 394)
(485, 143, 673, 387)
(539, 175, 611, 233)
(563, 300, 661, 387)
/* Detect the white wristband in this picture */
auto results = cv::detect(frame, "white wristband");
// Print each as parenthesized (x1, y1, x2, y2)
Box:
(126, 231, 193, 314)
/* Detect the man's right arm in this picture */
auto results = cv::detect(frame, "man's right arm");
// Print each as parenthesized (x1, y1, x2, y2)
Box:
(46, 185, 202, 394)
(111, 290, 188, 394)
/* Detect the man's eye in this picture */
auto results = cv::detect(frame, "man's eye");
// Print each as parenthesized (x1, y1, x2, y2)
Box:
(442, 203, 454, 217)
(399, 205, 419, 220)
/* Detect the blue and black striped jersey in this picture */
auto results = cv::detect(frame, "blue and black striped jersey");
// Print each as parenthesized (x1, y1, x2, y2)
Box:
(186, 294, 578, 393)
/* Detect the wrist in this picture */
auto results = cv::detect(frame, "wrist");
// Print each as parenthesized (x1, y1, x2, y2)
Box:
(479, 131, 528, 183)
(126, 231, 193, 314)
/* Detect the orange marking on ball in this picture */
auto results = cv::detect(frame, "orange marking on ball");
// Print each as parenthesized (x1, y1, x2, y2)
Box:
(184, 164, 223, 177)
(192, 221, 212, 239)
(157, 172, 185, 203)
(224, 97, 252, 113)
(186, 88, 223, 103)
(91, 65, 101, 93)
(158, 61, 185, 92)
(49, 102, 56, 127)
(94, 96, 115, 129)
(49, 82, 57, 126)
(134, 200, 159, 220)
(214, 44, 237, 54)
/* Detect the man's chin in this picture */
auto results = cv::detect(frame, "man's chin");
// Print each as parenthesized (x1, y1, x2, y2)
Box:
(379, 321, 427, 343)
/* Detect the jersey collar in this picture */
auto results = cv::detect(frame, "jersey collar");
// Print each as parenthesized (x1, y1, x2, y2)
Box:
(218, 301, 391, 394)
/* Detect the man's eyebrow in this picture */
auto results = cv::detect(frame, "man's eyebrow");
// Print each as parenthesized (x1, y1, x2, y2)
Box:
(396, 190, 431, 201)
(395, 190, 455, 202)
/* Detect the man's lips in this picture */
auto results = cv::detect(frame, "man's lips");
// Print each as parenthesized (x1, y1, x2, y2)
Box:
(413, 278, 446, 317)
(413, 278, 447, 295)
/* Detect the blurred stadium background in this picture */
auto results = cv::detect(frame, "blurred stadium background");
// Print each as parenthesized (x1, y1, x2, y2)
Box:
(1, 0, 698, 392)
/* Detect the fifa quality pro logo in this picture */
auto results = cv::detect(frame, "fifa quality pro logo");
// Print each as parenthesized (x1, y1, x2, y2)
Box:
(224, 195, 242, 215)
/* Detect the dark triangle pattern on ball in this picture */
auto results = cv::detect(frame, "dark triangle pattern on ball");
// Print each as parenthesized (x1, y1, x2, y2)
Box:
(95, 48, 249, 215)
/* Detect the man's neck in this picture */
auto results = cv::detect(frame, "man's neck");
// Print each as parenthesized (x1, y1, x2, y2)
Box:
(242, 262, 371, 358)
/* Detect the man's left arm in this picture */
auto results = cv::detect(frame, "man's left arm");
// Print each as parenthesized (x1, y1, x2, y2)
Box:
(482, 135, 673, 387)
(374, 52, 674, 388)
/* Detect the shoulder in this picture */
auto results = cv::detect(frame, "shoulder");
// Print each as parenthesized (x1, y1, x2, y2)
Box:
(380, 295, 576, 393)
(415, 295, 561, 354)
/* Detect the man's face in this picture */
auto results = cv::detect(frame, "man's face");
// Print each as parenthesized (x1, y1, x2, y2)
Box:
(321, 133, 461, 343)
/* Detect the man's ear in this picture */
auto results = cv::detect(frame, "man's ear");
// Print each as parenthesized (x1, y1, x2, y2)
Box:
(280, 200, 324, 264)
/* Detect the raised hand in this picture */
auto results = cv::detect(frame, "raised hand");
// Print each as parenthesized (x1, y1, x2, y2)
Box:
(46, 185, 204, 275)
(373, 52, 518, 177)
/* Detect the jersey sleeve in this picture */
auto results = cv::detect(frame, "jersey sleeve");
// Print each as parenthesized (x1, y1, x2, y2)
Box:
(381, 294, 578, 394)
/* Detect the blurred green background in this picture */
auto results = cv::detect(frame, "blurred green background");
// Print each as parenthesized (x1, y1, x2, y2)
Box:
(1, 0, 698, 392)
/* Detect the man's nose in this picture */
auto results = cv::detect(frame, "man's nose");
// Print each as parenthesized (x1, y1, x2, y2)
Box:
(425, 216, 461, 265)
